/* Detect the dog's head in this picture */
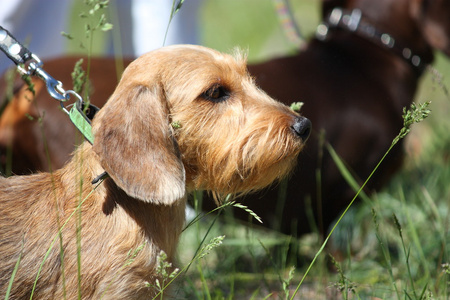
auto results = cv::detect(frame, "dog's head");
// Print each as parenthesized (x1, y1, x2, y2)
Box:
(92, 45, 310, 205)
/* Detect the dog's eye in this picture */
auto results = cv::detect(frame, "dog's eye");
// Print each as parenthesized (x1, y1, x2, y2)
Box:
(203, 85, 229, 102)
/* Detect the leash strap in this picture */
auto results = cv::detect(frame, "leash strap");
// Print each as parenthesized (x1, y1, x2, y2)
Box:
(272, 0, 304, 48)
(0, 25, 97, 143)
(66, 100, 98, 145)
(0, 26, 33, 65)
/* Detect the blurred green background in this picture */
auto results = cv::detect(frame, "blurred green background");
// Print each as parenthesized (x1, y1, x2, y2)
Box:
(67, 0, 321, 62)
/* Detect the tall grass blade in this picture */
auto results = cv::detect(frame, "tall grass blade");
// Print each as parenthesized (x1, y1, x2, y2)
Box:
(393, 214, 418, 299)
(197, 263, 212, 300)
(399, 187, 431, 280)
(290, 102, 431, 300)
(29, 179, 106, 299)
(99, 242, 147, 299)
(372, 208, 400, 299)
(418, 283, 429, 300)
(4, 240, 24, 300)
(326, 143, 371, 205)
(233, 203, 262, 224)
(163, 0, 185, 46)
(152, 235, 224, 299)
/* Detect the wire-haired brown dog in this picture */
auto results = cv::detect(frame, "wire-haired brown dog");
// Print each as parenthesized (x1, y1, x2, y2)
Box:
(0, 45, 311, 299)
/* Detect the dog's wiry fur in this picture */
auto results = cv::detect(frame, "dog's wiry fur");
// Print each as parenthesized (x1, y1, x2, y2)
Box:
(0, 45, 310, 298)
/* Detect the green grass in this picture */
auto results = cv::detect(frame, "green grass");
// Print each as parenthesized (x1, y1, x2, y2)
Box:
(172, 98, 448, 299)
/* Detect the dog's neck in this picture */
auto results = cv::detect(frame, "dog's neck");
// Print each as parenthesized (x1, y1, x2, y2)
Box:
(59, 143, 186, 260)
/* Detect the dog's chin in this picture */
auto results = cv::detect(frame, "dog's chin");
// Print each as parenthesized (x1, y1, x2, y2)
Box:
(237, 152, 300, 194)
(195, 150, 300, 205)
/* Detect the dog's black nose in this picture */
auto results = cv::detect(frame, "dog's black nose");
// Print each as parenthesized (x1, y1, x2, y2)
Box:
(291, 116, 311, 142)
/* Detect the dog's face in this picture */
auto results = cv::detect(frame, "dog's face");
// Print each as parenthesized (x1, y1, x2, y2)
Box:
(92, 45, 310, 205)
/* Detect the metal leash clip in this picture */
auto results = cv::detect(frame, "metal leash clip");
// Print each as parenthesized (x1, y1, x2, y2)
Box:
(61, 92, 97, 144)
(0, 26, 70, 102)
(0, 25, 98, 144)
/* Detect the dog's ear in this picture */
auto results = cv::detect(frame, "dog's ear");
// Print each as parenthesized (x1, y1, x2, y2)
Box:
(92, 84, 186, 205)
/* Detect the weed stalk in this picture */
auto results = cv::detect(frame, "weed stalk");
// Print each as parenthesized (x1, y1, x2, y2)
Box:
(290, 101, 431, 300)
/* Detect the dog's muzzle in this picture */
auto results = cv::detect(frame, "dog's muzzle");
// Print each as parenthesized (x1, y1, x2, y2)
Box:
(291, 116, 312, 142)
